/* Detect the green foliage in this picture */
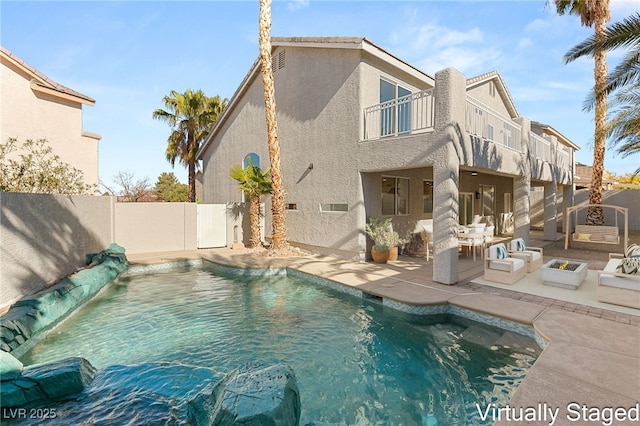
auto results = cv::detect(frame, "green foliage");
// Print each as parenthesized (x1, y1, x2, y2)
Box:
(229, 160, 272, 199)
(152, 89, 228, 202)
(155, 172, 189, 202)
(564, 12, 640, 172)
(365, 216, 406, 248)
(0, 138, 96, 195)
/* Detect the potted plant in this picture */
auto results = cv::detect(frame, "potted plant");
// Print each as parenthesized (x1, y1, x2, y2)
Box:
(365, 217, 406, 263)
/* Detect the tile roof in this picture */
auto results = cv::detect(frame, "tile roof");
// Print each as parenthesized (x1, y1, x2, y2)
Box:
(1, 45, 95, 104)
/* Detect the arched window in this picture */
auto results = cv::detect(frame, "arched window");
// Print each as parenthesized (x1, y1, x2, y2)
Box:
(243, 153, 260, 169)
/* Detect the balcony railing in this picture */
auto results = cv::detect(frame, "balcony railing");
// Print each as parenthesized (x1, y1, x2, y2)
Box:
(363, 89, 435, 140)
(558, 145, 571, 170)
(529, 132, 552, 163)
(465, 96, 521, 152)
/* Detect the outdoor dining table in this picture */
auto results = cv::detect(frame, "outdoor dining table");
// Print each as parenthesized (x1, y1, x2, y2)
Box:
(458, 228, 493, 261)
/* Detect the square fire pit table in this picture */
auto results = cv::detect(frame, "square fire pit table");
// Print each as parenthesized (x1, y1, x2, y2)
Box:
(539, 259, 588, 290)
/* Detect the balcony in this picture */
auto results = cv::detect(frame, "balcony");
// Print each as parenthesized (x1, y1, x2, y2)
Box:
(465, 96, 521, 152)
(363, 89, 435, 140)
(530, 131, 552, 162)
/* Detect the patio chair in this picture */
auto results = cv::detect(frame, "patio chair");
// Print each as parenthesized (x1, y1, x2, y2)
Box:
(458, 231, 483, 261)
(508, 238, 543, 272)
(484, 243, 527, 284)
(420, 222, 434, 260)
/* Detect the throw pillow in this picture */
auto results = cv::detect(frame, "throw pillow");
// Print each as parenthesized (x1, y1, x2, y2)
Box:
(516, 239, 526, 252)
(496, 244, 507, 259)
(577, 233, 591, 241)
(617, 257, 640, 275)
(604, 234, 617, 243)
(624, 243, 640, 258)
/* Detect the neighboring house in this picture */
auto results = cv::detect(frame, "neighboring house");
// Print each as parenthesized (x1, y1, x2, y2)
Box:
(198, 37, 579, 284)
(0, 46, 100, 187)
(574, 162, 616, 190)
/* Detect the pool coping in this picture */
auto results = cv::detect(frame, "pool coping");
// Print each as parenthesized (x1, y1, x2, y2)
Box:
(127, 249, 640, 424)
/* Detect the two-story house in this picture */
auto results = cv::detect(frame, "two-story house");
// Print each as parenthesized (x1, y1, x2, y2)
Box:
(1, 46, 100, 187)
(197, 37, 578, 285)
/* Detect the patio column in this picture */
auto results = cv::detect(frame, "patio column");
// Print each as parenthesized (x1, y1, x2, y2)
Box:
(544, 181, 558, 241)
(562, 184, 574, 234)
(513, 117, 531, 244)
(432, 68, 467, 285)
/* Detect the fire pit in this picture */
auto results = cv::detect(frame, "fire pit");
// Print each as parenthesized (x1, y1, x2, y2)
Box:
(539, 259, 588, 290)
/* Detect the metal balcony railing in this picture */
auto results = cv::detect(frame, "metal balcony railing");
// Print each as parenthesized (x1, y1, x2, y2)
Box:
(465, 96, 521, 152)
(363, 89, 435, 140)
(529, 132, 552, 163)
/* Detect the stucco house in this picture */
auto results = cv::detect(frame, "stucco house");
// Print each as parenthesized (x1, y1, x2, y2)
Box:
(197, 37, 578, 284)
(1, 46, 100, 187)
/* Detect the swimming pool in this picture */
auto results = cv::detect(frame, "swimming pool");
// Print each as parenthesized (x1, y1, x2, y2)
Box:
(20, 263, 540, 424)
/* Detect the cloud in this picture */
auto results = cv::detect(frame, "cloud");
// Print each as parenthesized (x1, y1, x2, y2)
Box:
(524, 18, 552, 33)
(518, 38, 533, 49)
(288, 0, 309, 11)
(390, 22, 502, 75)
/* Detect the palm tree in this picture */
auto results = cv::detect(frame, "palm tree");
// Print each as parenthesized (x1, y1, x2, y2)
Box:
(152, 89, 227, 202)
(230, 160, 272, 248)
(553, 0, 610, 225)
(258, 0, 287, 250)
(564, 12, 640, 174)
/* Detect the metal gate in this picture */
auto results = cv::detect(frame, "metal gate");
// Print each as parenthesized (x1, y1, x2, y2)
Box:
(196, 204, 227, 248)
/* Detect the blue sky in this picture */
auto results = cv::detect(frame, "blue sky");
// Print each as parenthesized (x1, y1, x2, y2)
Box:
(2, 0, 638, 189)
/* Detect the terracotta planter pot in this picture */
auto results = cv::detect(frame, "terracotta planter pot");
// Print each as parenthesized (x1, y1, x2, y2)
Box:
(371, 248, 390, 263)
(388, 246, 399, 261)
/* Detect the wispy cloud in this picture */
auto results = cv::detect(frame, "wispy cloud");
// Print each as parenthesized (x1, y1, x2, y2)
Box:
(288, 0, 309, 12)
(390, 22, 503, 75)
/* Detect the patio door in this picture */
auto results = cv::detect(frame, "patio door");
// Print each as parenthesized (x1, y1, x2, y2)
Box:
(459, 192, 474, 225)
(481, 185, 495, 216)
(380, 79, 412, 137)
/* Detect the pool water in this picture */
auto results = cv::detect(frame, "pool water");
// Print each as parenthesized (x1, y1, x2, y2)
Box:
(20, 265, 540, 424)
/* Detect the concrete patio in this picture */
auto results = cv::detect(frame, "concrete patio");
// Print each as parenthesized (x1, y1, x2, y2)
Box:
(127, 233, 640, 426)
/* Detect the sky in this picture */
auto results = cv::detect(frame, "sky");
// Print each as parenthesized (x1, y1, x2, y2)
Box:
(2, 0, 639, 189)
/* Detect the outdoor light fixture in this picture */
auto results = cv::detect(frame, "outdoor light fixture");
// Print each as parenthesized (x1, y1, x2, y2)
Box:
(471, 171, 478, 176)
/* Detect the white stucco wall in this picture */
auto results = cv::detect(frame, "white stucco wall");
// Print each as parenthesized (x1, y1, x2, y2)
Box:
(0, 56, 99, 187)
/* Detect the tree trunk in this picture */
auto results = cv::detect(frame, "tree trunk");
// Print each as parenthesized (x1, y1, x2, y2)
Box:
(586, 0, 610, 226)
(188, 160, 196, 203)
(258, 0, 287, 250)
(249, 195, 261, 248)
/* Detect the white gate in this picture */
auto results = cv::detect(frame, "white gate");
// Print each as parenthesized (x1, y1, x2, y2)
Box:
(197, 204, 227, 248)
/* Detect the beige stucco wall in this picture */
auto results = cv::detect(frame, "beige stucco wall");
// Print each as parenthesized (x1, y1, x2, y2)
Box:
(0, 192, 112, 310)
(202, 46, 367, 257)
(0, 56, 99, 187)
(1, 193, 201, 310)
(114, 202, 197, 254)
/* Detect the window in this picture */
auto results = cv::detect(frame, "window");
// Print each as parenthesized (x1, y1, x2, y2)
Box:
(320, 203, 348, 212)
(423, 180, 433, 214)
(459, 192, 474, 225)
(286, 203, 298, 210)
(382, 176, 409, 215)
(503, 123, 512, 147)
(380, 78, 412, 137)
(243, 153, 260, 168)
